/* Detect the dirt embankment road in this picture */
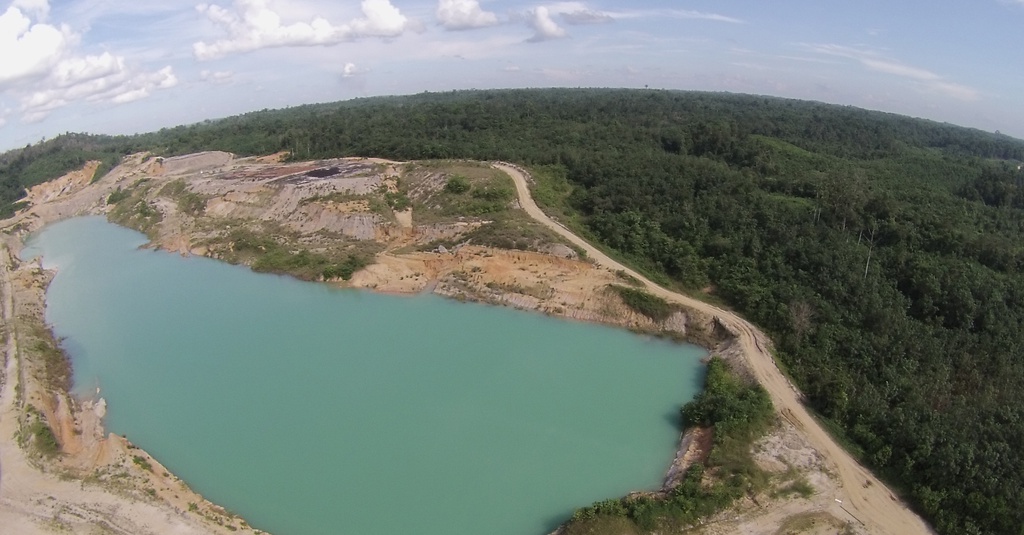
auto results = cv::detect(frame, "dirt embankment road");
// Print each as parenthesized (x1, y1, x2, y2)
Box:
(495, 162, 934, 535)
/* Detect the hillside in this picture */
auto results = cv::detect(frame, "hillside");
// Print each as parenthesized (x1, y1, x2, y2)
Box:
(4, 88, 1024, 534)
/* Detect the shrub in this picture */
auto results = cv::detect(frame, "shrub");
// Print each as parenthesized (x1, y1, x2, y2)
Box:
(444, 175, 471, 194)
(28, 420, 60, 457)
(106, 187, 130, 204)
(609, 285, 675, 322)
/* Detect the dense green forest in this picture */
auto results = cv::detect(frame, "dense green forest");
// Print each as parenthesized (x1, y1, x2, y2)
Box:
(4, 89, 1024, 535)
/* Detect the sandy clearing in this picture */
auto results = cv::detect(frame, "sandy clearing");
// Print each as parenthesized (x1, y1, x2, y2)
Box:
(494, 162, 934, 535)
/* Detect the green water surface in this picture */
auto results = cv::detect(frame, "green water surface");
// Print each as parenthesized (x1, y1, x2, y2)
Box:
(22, 216, 706, 535)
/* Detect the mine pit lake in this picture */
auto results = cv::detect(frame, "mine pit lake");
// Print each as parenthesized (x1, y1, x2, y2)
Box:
(22, 216, 707, 535)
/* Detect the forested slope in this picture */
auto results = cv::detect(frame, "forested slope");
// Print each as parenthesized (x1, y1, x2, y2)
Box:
(4, 89, 1024, 534)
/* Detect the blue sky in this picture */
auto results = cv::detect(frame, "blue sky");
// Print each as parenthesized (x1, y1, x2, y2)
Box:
(1, 0, 1023, 151)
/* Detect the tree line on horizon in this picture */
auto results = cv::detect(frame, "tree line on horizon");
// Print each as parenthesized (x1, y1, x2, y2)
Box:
(4, 88, 1024, 534)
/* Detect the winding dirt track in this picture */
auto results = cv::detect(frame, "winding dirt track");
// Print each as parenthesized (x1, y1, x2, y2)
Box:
(495, 163, 933, 535)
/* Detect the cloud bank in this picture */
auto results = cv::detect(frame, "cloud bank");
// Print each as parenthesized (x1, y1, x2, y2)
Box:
(806, 44, 979, 101)
(527, 6, 566, 42)
(194, 0, 413, 60)
(436, 0, 498, 30)
(0, 2, 177, 124)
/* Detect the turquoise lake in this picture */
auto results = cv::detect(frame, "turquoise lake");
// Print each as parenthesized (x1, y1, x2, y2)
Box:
(21, 216, 707, 535)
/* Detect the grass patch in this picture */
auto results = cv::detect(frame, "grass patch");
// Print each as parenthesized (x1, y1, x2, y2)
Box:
(90, 154, 120, 183)
(403, 162, 516, 223)
(439, 176, 513, 217)
(26, 419, 60, 457)
(614, 270, 643, 286)
(774, 477, 815, 499)
(300, 191, 393, 219)
(29, 325, 72, 392)
(564, 513, 643, 535)
(132, 455, 154, 472)
(465, 213, 568, 251)
(106, 187, 130, 205)
(384, 190, 411, 211)
(776, 512, 854, 535)
(108, 179, 162, 236)
(20, 405, 61, 458)
(527, 164, 578, 221)
(444, 175, 471, 194)
(608, 285, 676, 322)
(220, 226, 376, 281)
(160, 179, 207, 216)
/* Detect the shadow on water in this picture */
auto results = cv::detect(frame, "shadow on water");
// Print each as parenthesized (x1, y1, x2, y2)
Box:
(662, 408, 684, 432)
(542, 511, 573, 534)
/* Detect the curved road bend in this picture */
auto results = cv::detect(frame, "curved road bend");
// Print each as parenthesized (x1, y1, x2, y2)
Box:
(494, 162, 933, 535)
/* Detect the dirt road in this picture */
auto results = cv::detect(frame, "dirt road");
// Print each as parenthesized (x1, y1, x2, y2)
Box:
(494, 162, 934, 535)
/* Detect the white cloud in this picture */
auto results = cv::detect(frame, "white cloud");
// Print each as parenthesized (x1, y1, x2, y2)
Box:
(589, 7, 742, 24)
(925, 81, 980, 102)
(110, 66, 178, 103)
(200, 69, 234, 83)
(664, 10, 743, 24)
(348, 0, 409, 36)
(805, 44, 979, 101)
(436, 0, 497, 30)
(0, 5, 70, 88)
(12, 0, 49, 21)
(527, 6, 566, 42)
(342, 62, 370, 78)
(560, 8, 612, 25)
(542, 2, 611, 24)
(19, 56, 178, 121)
(859, 57, 940, 81)
(50, 52, 123, 89)
(193, 0, 412, 60)
(0, 4, 176, 124)
(340, 61, 370, 91)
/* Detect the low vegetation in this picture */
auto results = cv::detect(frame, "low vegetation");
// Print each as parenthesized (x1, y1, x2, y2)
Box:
(19, 405, 61, 458)
(107, 179, 162, 237)
(29, 324, 72, 393)
(160, 179, 207, 216)
(220, 226, 374, 282)
(608, 285, 676, 322)
(406, 163, 515, 222)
